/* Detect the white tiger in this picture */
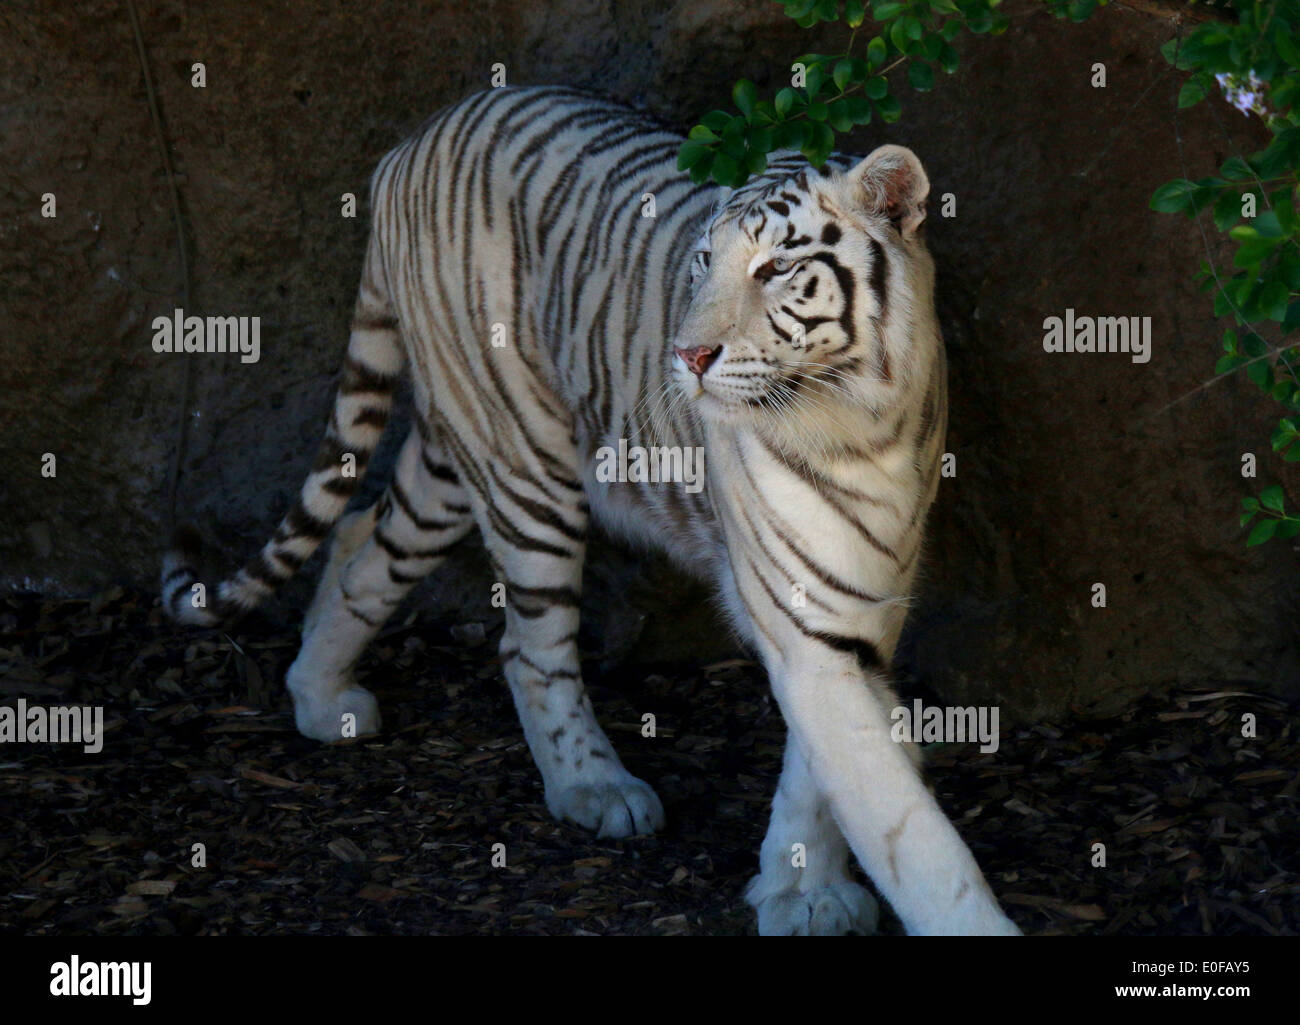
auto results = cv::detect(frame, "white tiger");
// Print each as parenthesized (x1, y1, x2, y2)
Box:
(162, 85, 1020, 935)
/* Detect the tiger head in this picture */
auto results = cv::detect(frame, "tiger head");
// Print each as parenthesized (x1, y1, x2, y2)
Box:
(672, 144, 935, 429)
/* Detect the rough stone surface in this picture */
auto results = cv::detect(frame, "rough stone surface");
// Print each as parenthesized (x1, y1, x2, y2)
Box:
(2, 0, 1295, 717)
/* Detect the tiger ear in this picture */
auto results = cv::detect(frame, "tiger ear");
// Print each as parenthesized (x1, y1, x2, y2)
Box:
(851, 144, 930, 238)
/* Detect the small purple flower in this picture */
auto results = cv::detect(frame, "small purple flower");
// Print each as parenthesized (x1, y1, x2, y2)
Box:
(1216, 71, 1268, 117)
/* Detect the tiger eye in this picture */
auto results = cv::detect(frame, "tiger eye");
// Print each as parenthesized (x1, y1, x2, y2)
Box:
(754, 257, 792, 282)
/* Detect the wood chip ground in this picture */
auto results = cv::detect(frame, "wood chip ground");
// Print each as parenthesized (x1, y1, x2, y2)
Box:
(1, 588, 1295, 935)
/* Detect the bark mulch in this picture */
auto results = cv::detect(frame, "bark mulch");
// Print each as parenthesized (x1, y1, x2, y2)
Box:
(0, 586, 1295, 936)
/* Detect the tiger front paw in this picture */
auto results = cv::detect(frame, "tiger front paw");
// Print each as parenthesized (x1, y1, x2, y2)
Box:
(747, 877, 880, 936)
(547, 773, 665, 838)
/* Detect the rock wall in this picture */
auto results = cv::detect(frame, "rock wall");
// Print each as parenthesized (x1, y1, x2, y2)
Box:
(2, 0, 1295, 717)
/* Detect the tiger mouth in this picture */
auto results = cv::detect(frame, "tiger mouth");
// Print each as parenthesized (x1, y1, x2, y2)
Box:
(687, 384, 781, 422)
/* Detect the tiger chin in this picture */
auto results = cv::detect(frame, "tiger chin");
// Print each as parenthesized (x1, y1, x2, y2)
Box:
(162, 85, 1020, 936)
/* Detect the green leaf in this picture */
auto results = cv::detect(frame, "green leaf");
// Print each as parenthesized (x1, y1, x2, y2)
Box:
(1066, 0, 1095, 22)
(1248, 359, 1273, 390)
(1279, 249, 1300, 291)
(711, 152, 740, 188)
(802, 125, 835, 168)
(1275, 519, 1300, 539)
(1274, 188, 1299, 236)
(1272, 78, 1299, 115)
(827, 98, 854, 132)
(1149, 179, 1198, 213)
(834, 59, 855, 93)
(875, 92, 902, 122)
(720, 116, 748, 158)
(1235, 238, 1279, 269)
(1236, 274, 1259, 312)
(806, 63, 826, 100)
(1272, 127, 1300, 166)
(793, 52, 833, 70)
(1256, 133, 1300, 179)
(701, 110, 732, 132)
(1247, 518, 1278, 546)
(746, 124, 774, 155)
(1240, 510, 1256, 527)
(1212, 190, 1240, 232)
(1261, 280, 1291, 322)
(733, 79, 758, 121)
(845, 94, 873, 124)
(1242, 496, 1260, 511)
(890, 18, 912, 53)
(1260, 485, 1285, 513)
(873, 1, 906, 18)
(775, 87, 798, 117)
(908, 61, 935, 92)
(687, 154, 713, 184)
(845, 0, 867, 27)
(807, 100, 829, 121)
(1177, 178, 1221, 215)
(1276, 24, 1300, 67)
(865, 76, 889, 100)
(1178, 79, 1207, 108)
(1219, 156, 1252, 181)
(779, 121, 810, 150)
(1160, 36, 1196, 71)
(938, 42, 961, 73)
(1213, 286, 1235, 318)
(1252, 210, 1283, 238)
(688, 124, 719, 142)
(866, 36, 888, 69)
(677, 140, 713, 171)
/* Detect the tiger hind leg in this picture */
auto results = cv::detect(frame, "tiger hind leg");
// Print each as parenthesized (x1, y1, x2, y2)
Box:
(472, 455, 664, 838)
(286, 424, 474, 741)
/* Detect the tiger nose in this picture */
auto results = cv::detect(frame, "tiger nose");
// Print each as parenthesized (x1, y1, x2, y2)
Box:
(675, 344, 721, 377)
